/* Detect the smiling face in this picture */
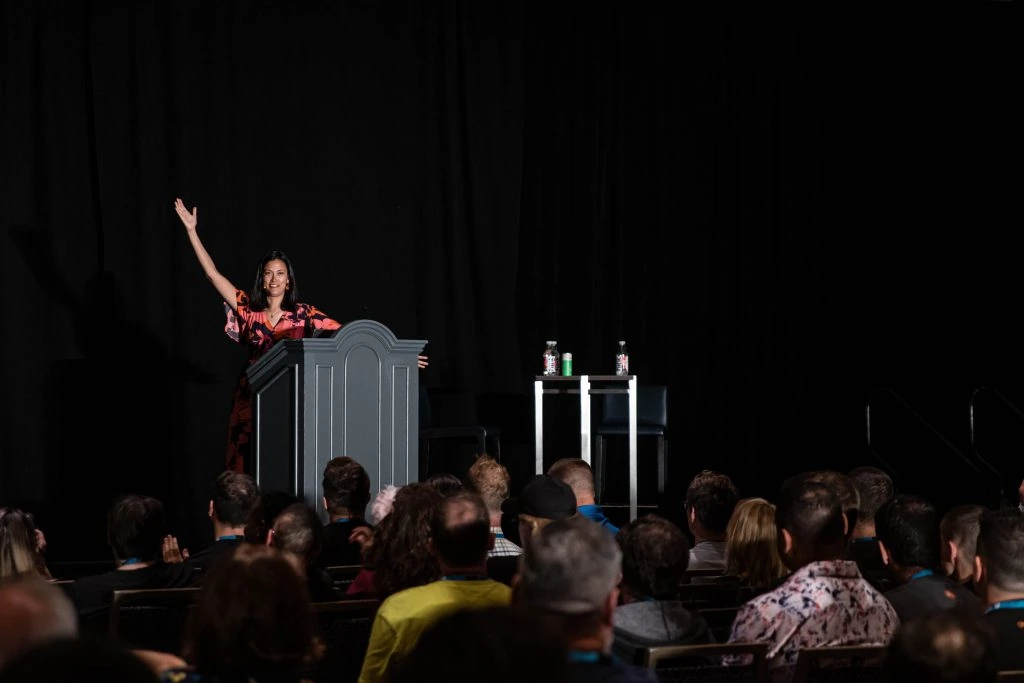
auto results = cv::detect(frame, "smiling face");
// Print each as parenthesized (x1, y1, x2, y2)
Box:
(262, 259, 289, 297)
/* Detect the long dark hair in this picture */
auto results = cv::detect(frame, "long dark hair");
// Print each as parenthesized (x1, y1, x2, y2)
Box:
(249, 250, 299, 311)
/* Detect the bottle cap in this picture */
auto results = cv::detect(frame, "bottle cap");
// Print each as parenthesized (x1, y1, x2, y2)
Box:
(547, 341, 557, 345)
(562, 352, 572, 360)
(618, 340, 626, 345)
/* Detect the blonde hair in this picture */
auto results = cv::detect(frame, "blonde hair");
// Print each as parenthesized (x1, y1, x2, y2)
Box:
(0, 508, 45, 580)
(725, 497, 788, 587)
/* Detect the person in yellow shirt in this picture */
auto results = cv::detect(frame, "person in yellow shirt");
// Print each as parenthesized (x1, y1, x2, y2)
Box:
(358, 490, 512, 683)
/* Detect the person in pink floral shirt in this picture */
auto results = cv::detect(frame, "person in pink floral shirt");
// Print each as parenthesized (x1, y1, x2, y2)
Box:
(726, 476, 899, 682)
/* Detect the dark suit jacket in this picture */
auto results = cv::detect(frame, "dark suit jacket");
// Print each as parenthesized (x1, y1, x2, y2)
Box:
(984, 607, 1024, 671)
(884, 572, 983, 623)
(188, 537, 244, 581)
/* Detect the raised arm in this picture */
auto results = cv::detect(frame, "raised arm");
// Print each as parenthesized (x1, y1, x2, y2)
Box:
(174, 198, 240, 311)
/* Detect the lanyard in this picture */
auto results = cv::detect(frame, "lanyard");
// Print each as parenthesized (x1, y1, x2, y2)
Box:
(850, 536, 877, 544)
(120, 557, 142, 566)
(217, 535, 243, 542)
(987, 599, 1024, 613)
(568, 651, 600, 664)
(332, 517, 351, 523)
(910, 569, 935, 581)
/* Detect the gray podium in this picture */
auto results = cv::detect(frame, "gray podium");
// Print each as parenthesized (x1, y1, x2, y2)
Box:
(247, 319, 427, 517)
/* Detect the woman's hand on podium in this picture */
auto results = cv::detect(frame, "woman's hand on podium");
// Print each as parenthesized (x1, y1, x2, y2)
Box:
(162, 535, 190, 563)
(418, 355, 429, 369)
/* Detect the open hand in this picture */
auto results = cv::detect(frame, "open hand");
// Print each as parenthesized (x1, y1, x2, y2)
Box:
(162, 535, 190, 563)
(349, 527, 374, 554)
(174, 198, 198, 231)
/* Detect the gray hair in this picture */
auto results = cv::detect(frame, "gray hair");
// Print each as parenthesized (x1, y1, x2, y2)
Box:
(519, 515, 622, 614)
(0, 573, 78, 668)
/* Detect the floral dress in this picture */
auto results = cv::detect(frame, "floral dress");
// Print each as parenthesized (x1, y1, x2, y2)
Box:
(223, 289, 342, 473)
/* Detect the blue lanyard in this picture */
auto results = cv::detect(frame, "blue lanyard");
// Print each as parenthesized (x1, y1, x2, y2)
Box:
(441, 574, 489, 581)
(910, 569, 935, 581)
(332, 517, 351, 523)
(494, 532, 505, 539)
(850, 536, 877, 544)
(120, 557, 142, 566)
(217, 535, 243, 542)
(987, 599, 1024, 613)
(568, 650, 600, 664)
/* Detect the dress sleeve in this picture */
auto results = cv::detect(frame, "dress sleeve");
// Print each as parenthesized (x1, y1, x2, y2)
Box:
(302, 304, 343, 332)
(224, 289, 253, 343)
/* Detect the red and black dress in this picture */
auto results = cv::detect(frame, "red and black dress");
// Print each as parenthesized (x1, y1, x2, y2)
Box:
(222, 289, 342, 473)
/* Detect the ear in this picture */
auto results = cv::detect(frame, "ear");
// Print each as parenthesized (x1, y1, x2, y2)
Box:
(602, 588, 619, 626)
(974, 554, 985, 586)
(947, 540, 959, 565)
(488, 532, 495, 551)
(841, 512, 849, 536)
(266, 528, 275, 547)
(781, 528, 794, 556)
(687, 506, 696, 525)
(878, 540, 891, 567)
(322, 497, 329, 513)
(208, 500, 214, 519)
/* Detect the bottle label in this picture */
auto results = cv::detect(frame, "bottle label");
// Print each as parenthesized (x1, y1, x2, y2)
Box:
(616, 354, 629, 376)
(544, 352, 557, 376)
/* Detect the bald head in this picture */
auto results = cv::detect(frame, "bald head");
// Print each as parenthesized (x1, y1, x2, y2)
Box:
(0, 574, 77, 669)
(547, 458, 595, 504)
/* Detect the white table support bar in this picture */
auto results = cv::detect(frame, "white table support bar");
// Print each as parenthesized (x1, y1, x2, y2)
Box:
(533, 374, 639, 520)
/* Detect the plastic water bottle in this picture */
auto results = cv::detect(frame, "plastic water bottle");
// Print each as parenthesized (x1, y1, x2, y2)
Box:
(616, 341, 629, 376)
(543, 341, 559, 376)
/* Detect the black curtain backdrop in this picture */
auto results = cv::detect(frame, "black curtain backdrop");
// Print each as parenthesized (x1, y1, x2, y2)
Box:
(2, 1, 1021, 560)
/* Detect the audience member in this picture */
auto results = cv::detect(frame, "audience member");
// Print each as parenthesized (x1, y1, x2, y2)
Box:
(0, 573, 77, 670)
(847, 466, 895, 591)
(975, 507, 1024, 671)
(68, 495, 194, 619)
(684, 470, 739, 571)
(188, 471, 261, 577)
(875, 494, 981, 622)
(941, 504, 985, 590)
(320, 456, 372, 567)
(369, 485, 401, 525)
(391, 606, 570, 683)
(359, 491, 511, 683)
(501, 474, 578, 549)
(426, 472, 466, 498)
(0, 639, 159, 683)
(359, 482, 445, 600)
(243, 490, 301, 545)
(613, 515, 710, 663)
(269, 502, 342, 602)
(468, 455, 521, 558)
(548, 458, 619, 534)
(468, 454, 521, 586)
(516, 515, 656, 683)
(726, 476, 898, 683)
(884, 609, 997, 683)
(799, 469, 861, 536)
(724, 497, 788, 591)
(0, 508, 50, 580)
(173, 544, 320, 682)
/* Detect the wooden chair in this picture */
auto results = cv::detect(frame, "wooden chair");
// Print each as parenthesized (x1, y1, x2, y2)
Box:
(696, 606, 741, 643)
(791, 645, 888, 683)
(324, 564, 363, 592)
(642, 642, 768, 683)
(311, 599, 380, 683)
(109, 587, 200, 654)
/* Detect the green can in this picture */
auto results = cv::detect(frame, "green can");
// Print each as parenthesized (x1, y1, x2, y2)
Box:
(561, 352, 573, 376)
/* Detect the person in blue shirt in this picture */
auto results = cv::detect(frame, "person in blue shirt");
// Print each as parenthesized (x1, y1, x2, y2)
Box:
(548, 458, 619, 535)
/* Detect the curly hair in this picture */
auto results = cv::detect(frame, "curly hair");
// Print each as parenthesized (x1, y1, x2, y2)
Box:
(182, 544, 320, 678)
(617, 514, 690, 600)
(365, 483, 444, 599)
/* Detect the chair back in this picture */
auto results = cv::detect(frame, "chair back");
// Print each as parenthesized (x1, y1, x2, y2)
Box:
(678, 580, 742, 609)
(109, 587, 200, 654)
(792, 645, 888, 683)
(600, 385, 668, 429)
(998, 672, 1024, 682)
(311, 599, 380, 683)
(642, 642, 768, 683)
(325, 565, 363, 592)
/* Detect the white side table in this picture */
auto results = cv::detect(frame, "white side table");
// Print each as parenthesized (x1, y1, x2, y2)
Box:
(534, 374, 638, 520)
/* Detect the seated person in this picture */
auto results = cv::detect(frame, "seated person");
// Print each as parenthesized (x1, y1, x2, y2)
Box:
(613, 514, 711, 663)
(684, 470, 739, 571)
(548, 457, 618, 534)
(875, 494, 981, 622)
(269, 502, 342, 602)
(847, 466, 895, 592)
(940, 504, 984, 591)
(188, 471, 261, 578)
(976, 508, 1024, 671)
(319, 456, 372, 567)
(67, 495, 195, 619)
(884, 610, 997, 683)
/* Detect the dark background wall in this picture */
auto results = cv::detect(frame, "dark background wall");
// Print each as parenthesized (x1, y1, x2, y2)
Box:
(2, 1, 1021, 560)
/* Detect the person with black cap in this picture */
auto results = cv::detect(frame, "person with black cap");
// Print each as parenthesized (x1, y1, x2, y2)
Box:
(486, 475, 578, 586)
(501, 474, 579, 549)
